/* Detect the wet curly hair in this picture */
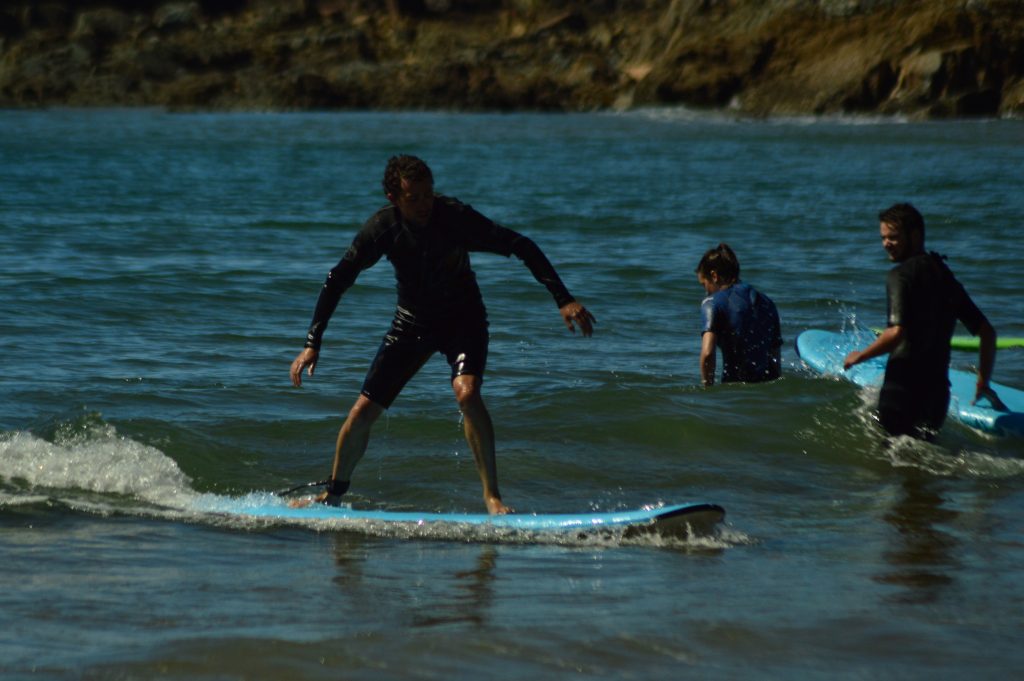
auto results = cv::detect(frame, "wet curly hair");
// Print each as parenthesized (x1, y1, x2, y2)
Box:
(879, 202, 925, 240)
(382, 155, 434, 198)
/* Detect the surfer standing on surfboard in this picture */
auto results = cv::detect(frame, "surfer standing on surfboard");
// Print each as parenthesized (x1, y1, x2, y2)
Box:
(695, 243, 783, 387)
(289, 155, 595, 514)
(843, 202, 1001, 440)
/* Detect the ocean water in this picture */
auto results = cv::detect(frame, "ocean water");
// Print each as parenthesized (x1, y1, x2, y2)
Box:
(2, 109, 1024, 680)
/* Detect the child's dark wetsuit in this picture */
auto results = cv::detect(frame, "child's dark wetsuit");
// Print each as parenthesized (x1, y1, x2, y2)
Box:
(303, 195, 575, 407)
(700, 282, 783, 383)
(879, 252, 988, 438)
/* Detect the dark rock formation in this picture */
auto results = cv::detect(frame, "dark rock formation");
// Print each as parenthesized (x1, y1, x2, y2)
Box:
(1, 0, 1022, 117)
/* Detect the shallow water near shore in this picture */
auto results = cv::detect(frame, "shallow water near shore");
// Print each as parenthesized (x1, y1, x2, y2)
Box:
(2, 109, 1024, 679)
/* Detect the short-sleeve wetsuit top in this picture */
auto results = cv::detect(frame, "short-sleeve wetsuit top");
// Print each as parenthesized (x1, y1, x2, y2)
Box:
(882, 252, 987, 396)
(700, 282, 783, 383)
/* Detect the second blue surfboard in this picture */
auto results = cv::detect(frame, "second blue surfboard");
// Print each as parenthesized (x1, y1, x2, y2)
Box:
(796, 328, 1024, 437)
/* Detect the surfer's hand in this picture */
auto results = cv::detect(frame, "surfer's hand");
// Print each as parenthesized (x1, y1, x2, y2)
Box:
(843, 351, 860, 371)
(560, 301, 596, 337)
(974, 383, 1008, 411)
(290, 348, 318, 387)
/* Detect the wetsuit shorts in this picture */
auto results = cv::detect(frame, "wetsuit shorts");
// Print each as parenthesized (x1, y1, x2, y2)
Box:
(360, 307, 489, 409)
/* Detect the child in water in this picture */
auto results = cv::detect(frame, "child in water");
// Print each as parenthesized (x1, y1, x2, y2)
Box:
(696, 243, 782, 386)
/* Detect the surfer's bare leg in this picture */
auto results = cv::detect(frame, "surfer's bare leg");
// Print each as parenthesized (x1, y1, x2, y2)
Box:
(330, 394, 384, 483)
(453, 374, 510, 515)
(291, 394, 383, 508)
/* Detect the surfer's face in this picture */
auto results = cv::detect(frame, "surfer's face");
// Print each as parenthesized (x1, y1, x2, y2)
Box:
(698, 272, 724, 295)
(391, 177, 435, 228)
(880, 220, 917, 262)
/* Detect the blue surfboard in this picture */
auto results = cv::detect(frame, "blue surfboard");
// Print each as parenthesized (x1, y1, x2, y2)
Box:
(192, 494, 725, 540)
(796, 328, 1024, 437)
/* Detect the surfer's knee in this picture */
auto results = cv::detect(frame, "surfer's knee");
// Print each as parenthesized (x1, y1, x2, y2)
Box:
(346, 395, 384, 429)
(452, 374, 483, 410)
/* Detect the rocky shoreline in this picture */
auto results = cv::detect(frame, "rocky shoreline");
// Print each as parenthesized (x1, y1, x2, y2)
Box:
(2, 0, 1023, 118)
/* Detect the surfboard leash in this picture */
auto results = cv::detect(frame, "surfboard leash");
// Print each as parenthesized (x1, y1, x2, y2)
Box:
(274, 479, 330, 497)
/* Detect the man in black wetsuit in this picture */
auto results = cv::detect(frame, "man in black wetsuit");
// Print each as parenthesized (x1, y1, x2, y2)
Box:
(843, 203, 1000, 440)
(289, 155, 595, 513)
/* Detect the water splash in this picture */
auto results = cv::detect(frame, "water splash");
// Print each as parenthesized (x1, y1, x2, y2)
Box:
(0, 422, 741, 549)
(879, 435, 1024, 479)
(0, 423, 192, 506)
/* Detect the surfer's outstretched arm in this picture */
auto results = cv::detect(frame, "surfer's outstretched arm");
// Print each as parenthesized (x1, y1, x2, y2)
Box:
(845, 325, 902, 370)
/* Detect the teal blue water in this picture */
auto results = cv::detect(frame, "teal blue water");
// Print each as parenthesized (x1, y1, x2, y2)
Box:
(2, 109, 1024, 679)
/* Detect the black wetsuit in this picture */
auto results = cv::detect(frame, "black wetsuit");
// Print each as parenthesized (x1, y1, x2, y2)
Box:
(879, 251, 988, 438)
(304, 195, 574, 407)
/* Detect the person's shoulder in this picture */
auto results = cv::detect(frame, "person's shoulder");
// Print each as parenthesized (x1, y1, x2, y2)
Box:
(438, 194, 491, 221)
(904, 252, 936, 270)
(898, 252, 950, 282)
(733, 282, 754, 296)
(706, 289, 730, 309)
(434, 194, 468, 213)
(351, 206, 402, 249)
(886, 262, 909, 293)
(436, 195, 500, 233)
(748, 283, 778, 307)
(927, 251, 957, 276)
(361, 205, 401, 232)
(366, 203, 398, 223)
(888, 256, 916, 278)
(928, 251, 971, 297)
(435, 193, 460, 206)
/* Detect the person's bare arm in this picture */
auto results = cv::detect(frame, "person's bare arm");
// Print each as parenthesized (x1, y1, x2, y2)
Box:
(844, 326, 902, 370)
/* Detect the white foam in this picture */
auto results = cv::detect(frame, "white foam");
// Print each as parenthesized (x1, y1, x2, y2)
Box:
(881, 436, 1024, 479)
(1, 428, 745, 549)
(0, 491, 49, 506)
(0, 426, 194, 506)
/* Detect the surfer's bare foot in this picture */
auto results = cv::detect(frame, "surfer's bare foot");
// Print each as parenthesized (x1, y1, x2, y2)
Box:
(287, 491, 329, 509)
(486, 496, 512, 515)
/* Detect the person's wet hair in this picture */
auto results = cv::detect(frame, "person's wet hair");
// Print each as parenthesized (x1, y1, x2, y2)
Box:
(383, 155, 434, 198)
(695, 243, 740, 283)
(879, 202, 925, 239)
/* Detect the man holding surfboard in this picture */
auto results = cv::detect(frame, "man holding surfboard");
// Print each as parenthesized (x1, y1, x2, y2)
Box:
(843, 203, 1001, 439)
(289, 155, 595, 513)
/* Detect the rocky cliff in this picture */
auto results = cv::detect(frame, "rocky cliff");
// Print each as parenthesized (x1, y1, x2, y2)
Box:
(2, 0, 1023, 118)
